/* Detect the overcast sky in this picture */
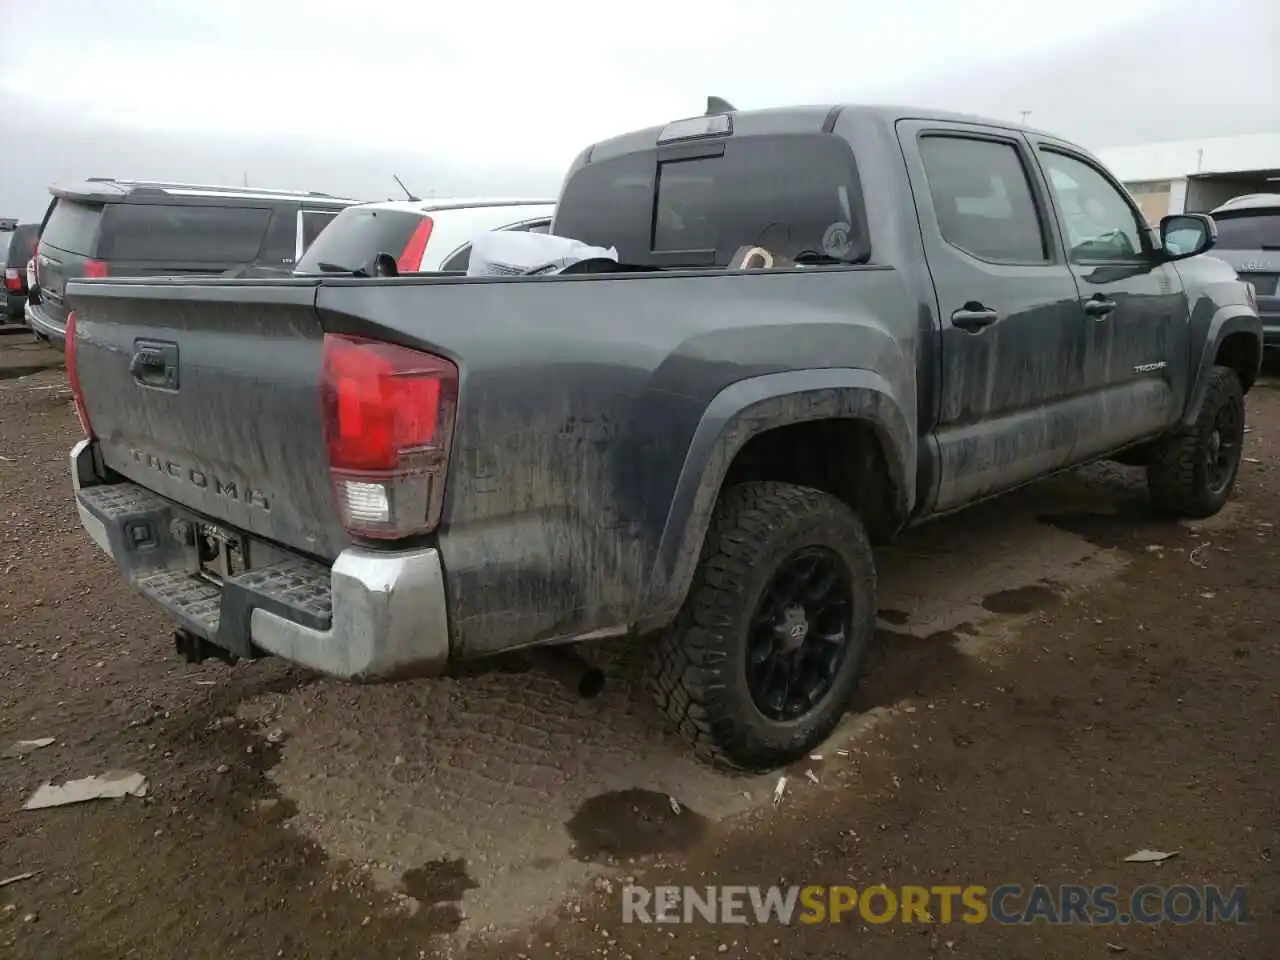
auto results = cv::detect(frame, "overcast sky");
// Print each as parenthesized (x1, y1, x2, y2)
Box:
(1, 0, 1276, 221)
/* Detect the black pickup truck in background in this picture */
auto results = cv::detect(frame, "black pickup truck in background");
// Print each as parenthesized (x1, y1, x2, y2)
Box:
(62, 103, 1261, 771)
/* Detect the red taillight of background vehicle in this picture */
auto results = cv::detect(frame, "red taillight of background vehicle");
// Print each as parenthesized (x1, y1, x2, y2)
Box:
(320, 333, 458, 539)
(83, 259, 109, 279)
(64, 311, 95, 439)
(396, 216, 434, 273)
(3, 267, 21, 292)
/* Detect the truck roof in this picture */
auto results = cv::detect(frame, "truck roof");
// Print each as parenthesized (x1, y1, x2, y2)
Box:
(580, 102, 1063, 164)
(47, 178, 362, 207)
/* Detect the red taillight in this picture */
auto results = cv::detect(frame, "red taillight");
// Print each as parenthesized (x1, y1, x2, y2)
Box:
(3, 267, 21, 292)
(64, 311, 95, 439)
(83, 259, 109, 279)
(320, 333, 458, 539)
(396, 216, 434, 273)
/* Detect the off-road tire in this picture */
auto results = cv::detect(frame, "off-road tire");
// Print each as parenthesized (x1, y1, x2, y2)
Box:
(1146, 365, 1245, 518)
(646, 481, 876, 771)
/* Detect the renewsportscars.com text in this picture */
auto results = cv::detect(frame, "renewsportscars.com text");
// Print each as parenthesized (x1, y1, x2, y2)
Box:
(621, 884, 1248, 926)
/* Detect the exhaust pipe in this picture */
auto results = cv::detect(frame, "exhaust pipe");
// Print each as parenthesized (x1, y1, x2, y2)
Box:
(527, 643, 605, 699)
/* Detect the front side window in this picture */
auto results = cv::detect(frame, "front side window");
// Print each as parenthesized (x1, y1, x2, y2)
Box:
(1039, 150, 1146, 261)
(918, 135, 1048, 264)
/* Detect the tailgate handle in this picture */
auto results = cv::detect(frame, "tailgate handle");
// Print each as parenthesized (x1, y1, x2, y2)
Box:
(130, 340, 180, 390)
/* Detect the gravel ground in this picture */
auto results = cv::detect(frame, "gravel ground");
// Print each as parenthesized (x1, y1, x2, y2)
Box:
(1, 334, 1276, 959)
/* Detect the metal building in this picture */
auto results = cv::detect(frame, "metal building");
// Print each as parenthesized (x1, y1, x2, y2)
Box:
(1095, 132, 1280, 223)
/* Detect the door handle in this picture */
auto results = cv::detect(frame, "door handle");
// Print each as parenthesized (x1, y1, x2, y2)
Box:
(130, 340, 180, 390)
(1084, 296, 1117, 319)
(951, 303, 999, 333)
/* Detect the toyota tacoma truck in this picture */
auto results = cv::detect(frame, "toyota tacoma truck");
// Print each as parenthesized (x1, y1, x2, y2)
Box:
(63, 103, 1262, 772)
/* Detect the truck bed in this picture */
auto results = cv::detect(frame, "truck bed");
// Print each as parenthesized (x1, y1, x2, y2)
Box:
(68, 267, 917, 659)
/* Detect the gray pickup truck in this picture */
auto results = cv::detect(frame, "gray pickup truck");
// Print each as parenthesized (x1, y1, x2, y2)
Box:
(64, 103, 1262, 772)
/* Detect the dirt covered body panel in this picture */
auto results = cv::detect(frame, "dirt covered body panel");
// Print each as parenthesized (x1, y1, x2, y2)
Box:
(313, 267, 917, 657)
(69, 280, 348, 559)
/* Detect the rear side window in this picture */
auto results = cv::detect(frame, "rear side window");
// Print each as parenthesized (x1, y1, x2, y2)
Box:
(553, 133, 868, 267)
(1212, 212, 1280, 250)
(440, 245, 472, 272)
(918, 136, 1048, 264)
(438, 218, 555, 273)
(40, 200, 105, 256)
(97, 203, 271, 262)
(295, 208, 425, 273)
(301, 210, 339, 251)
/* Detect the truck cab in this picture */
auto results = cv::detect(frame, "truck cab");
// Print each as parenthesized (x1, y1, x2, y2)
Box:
(62, 103, 1261, 772)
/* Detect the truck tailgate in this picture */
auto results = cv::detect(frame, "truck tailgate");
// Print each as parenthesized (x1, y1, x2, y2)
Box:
(69, 280, 348, 559)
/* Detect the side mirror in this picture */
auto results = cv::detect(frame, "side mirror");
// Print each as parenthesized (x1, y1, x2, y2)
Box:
(1159, 213, 1217, 261)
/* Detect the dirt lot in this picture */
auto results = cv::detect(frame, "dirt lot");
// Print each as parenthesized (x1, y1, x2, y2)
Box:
(1, 330, 1277, 959)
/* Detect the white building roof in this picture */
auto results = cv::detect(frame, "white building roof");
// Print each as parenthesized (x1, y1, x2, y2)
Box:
(1094, 132, 1280, 183)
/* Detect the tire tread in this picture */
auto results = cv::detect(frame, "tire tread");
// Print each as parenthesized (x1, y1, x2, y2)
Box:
(1147, 365, 1244, 518)
(646, 481, 874, 770)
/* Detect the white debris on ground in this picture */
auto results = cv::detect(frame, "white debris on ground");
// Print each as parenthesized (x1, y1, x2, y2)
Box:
(1, 737, 55, 759)
(23, 771, 148, 810)
(1123, 849, 1179, 864)
(0, 871, 37, 889)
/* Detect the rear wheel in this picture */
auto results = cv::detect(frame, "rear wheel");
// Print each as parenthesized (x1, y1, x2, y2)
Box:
(1146, 365, 1246, 518)
(647, 481, 876, 771)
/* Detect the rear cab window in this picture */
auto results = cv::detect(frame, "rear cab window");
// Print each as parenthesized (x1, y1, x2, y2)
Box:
(40, 199, 105, 255)
(97, 203, 271, 262)
(295, 207, 427, 274)
(552, 132, 868, 268)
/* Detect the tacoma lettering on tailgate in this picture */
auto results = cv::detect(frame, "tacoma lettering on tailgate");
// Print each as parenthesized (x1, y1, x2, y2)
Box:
(128, 448, 271, 511)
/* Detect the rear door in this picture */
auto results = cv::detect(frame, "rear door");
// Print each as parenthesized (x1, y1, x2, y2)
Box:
(34, 198, 105, 329)
(1031, 143, 1189, 455)
(899, 121, 1088, 511)
(96, 202, 273, 279)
